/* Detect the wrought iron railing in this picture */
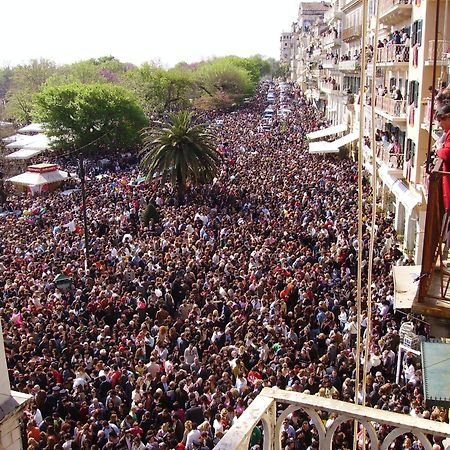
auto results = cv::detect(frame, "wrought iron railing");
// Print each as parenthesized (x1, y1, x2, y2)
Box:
(376, 142, 405, 169)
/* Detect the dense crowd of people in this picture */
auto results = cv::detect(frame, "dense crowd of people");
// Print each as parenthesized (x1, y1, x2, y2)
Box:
(0, 81, 447, 450)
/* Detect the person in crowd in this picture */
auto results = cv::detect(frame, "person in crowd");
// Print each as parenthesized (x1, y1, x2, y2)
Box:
(1, 81, 444, 450)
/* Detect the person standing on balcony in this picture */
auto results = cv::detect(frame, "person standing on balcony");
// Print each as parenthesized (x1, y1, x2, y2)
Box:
(435, 104, 450, 210)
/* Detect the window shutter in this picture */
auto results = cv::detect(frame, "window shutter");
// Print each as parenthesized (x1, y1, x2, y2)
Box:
(417, 20, 423, 47)
(414, 81, 419, 107)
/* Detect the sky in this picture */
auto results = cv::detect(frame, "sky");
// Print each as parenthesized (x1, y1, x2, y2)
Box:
(1, 0, 300, 68)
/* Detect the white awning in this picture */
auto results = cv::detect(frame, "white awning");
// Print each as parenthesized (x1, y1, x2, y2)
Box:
(4, 149, 43, 160)
(308, 141, 339, 154)
(333, 132, 359, 148)
(364, 161, 374, 175)
(393, 265, 421, 310)
(5, 135, 38, 149)
(3, 134, 25, 143)
(378, 166, 400, 189)
(18, 123, 44, 134)
(22, 134, 51, 151)
(7, 169, 70, 187)
(400, 190, 422, 213)
(391, 179, 409, 198)
(306, 123, 347, 140)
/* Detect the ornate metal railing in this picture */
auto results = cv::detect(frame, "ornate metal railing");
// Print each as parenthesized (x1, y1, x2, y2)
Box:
(376, 142, 405, 169)
(214, 387, 450, 450)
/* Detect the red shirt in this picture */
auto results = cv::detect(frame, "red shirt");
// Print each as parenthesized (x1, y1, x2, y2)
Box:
(437, 129, 450, 210)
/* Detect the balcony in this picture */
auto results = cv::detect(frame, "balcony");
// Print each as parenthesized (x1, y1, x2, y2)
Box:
(323, 34, 343, 49)
(342, 25, 361, 42)
(374, 95, 406, 121)
(338, 59, 360, 71)
(417, 158, 450, 319)
(376, 44, 409, 66)
(214, 387, 450, 450)
(324, 3, 344, 24)
(320, 81, 341, 94)
(425, 40, 450, 65)
(376, 141, 405, 170)
(379, 0, 412, 25)
(421, 98, 445, 141)
(322, 58, 338, 69)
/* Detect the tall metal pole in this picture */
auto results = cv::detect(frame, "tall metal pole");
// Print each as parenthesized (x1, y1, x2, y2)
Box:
(0, 171, 5, 206)
(79, 155, 89, 274)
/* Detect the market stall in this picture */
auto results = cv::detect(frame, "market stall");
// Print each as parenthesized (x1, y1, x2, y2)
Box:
(7, 163, 71, 195)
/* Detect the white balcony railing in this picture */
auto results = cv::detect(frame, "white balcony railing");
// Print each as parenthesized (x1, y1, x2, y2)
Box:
(379, 0, 412, 12)
(323, 34, 342, 48)
(376, 44, 409, 63)
(427, 40, 450, 62)
(320, 81, 340, 93)
(376, 141, 405, 169)
(214, 387, 450, 450)
(374, 95, 406, 117)
(338, 60, 359, 71)
(322, 59, 338, 69)
(312, 48, 322, 57)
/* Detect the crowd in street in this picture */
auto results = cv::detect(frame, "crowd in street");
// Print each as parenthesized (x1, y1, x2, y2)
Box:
(0, 81, 447, 450)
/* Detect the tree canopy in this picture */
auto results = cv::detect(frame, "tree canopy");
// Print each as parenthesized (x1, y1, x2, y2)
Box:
(140, 111, 221, 203)
(33, 83, 147, 153)
(122, 64, 195, 114)
(0, 54, 278, 123)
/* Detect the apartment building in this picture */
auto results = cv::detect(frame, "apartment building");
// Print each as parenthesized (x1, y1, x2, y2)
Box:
(283, 0, 450, 264)
(280, 32, 294, 63)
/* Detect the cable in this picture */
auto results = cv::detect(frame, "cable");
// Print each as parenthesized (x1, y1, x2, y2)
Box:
(353, 1, 369, 449)
(362, 0, 381, 415)
(50, 130, 113, 160)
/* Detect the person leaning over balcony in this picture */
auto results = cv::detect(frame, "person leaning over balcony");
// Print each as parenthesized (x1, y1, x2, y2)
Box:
(435, 103, 450, 210)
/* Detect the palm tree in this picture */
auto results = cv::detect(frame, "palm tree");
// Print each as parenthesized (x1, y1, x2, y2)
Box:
(140, 111, 222, 204)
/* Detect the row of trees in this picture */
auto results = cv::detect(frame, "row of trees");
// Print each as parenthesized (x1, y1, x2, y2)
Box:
(0, 55, 285, 124)
(0, 56, 287, 203)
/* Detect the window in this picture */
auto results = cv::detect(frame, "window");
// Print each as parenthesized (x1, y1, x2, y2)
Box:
(408, 81, 419, 107)
(406, 139, 416, 167)
(344, 76, 361, 94)
(411, 20, 423, 46)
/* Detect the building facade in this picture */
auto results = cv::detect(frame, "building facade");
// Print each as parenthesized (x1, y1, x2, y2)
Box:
(282, 0, 450, 264)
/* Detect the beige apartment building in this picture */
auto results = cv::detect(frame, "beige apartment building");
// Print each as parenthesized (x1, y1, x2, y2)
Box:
(283, 0, 450, 264)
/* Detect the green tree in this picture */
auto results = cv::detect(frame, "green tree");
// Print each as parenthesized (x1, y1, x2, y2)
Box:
(33, 83, 147, 153)
(140, 111, 221, 203)
(123, 63, 194, 114)
(46, 56, 135, 87)
(5, 59, 57, 123)
(193, 58, 256, 110)
(222, 55, 272, 84)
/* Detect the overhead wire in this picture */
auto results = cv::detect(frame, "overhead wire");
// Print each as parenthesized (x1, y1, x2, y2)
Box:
(353, 0, 369, 449)
(362, 0, 380, 415)
(50, 130, 113, 160)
